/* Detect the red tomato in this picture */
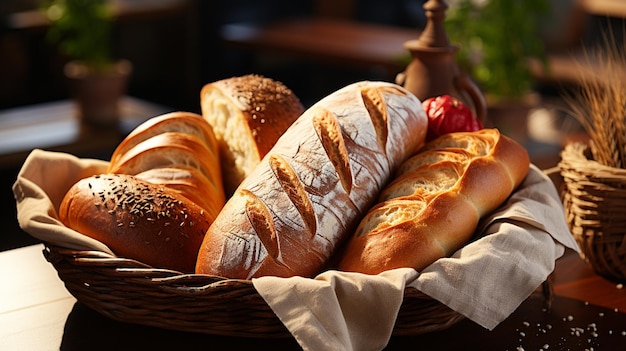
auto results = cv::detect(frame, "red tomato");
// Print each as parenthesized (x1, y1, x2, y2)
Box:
(422, 95, 483, 141)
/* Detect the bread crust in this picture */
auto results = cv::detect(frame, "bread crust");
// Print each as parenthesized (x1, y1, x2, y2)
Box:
(200, 74, 305, 195)
(135, 167, 223, 221)
(108, 132, 222, 192)
(196, 81, 427, 279)
(107, 112, 225, 218)
(109, 111, 219, 168)
(59, 174, 212, 273)
(337, 128, 530, 274)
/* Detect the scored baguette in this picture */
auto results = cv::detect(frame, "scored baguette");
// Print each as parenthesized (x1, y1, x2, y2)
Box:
(195, 81, 428, 279)
(200, 74, 305, 196)
(337, 128, 530, 275)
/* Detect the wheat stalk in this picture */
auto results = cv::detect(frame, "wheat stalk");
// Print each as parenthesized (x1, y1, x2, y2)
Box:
(564, 29, 626, 169)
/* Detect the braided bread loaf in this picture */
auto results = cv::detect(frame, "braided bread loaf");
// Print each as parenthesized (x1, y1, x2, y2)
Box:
(59, 112, 225, 272)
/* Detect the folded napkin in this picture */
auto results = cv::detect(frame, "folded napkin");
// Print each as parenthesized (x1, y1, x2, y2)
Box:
(13, 149, 580, 351)
(13, 149, 113, 254)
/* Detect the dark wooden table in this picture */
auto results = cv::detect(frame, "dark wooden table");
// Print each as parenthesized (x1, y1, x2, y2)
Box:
(1, 244, 625, 351)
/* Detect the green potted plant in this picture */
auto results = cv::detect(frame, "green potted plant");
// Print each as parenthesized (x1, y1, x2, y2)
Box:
(444, 0, 550, 142)
(445, 0, 550, 101)
(42, 0, 132, 127)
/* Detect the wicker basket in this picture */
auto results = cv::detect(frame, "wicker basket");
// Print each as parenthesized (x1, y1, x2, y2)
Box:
(559, 142, 626, 282)
(43, 244, 464, 338)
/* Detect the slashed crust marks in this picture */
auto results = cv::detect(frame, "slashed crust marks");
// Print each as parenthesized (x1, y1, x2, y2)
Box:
(241, 189, 279, 261)
(268, 154, 317, 238)
(312, 107, 353, 195)
(360, 87, 388, 155)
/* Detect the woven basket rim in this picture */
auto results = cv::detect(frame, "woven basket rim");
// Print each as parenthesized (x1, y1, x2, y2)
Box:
(561, 142, 626, 178)
(43, 243, 465, 337)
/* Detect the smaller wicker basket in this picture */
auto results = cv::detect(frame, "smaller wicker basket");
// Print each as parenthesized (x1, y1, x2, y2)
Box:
(559, 142, 626, 282)
(43, 244, 464, 338)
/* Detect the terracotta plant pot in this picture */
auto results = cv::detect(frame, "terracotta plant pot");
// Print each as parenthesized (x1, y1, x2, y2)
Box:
(64, 59, 133, 127)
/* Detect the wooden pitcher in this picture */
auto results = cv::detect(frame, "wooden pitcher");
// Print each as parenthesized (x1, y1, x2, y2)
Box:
(396, 0, 486, 122)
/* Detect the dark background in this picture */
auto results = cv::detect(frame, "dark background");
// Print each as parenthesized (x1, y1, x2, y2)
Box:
(0, 0, 429, 112)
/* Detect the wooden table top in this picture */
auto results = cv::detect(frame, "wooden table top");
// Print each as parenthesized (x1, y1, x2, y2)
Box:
(1, 243, 625, 351)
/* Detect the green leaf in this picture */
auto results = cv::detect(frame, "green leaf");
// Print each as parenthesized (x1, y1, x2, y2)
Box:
(445, 0, 550, 100)
(41, 0, 113, 68)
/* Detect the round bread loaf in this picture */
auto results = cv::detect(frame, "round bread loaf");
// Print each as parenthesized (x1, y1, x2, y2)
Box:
(200, 74, 305, 196)
(196, 81, 428, 279)
(337, 128, 530, 275)
(58, 174, 212, 273)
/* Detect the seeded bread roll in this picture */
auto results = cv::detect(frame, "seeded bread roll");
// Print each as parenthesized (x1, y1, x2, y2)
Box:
(337, 129, 530, 275)
(200, 74, 305, 196)
(196, 81, 428, 279)
(58, 174, 212, 273)
(135, 167, 222, 221)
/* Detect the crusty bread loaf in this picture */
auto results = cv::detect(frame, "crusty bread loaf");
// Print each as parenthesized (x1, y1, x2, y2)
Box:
(200, 74, 305, 196)
(107, 111, 225, 215)
(58, 174, 212, 273)
(108, 132, 222, 189)
(337, 128, 530, 275)
(108, 111, 220, 169)
(195, 81, 428, 279)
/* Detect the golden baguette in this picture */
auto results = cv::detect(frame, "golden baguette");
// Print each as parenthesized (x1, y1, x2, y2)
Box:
(337, 128, 530, 275)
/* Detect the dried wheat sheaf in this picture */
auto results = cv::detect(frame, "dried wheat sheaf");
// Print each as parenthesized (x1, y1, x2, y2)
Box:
(564, 30, 626, 169)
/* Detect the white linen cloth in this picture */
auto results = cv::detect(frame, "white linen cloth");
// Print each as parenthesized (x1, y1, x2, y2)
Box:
(13, 149, 579, 351)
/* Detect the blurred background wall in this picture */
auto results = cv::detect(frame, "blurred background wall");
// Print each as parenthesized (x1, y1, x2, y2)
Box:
(0, 0, 430, 112)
